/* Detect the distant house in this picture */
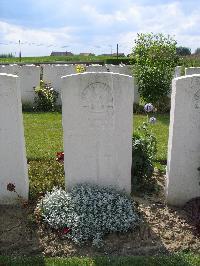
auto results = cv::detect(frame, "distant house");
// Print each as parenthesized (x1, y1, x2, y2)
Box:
(50, 51, 74, 56)
(112, 53, 126, 57)
(79, 53, 95, 56)
(100, 54, 113, 57)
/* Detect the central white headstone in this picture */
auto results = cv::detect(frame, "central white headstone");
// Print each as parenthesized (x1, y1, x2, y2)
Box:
(61, 72, 133, 192)
(0, 74, 28, 204)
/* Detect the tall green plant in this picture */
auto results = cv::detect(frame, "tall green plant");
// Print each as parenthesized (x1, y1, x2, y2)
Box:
(132, 33, 178, 104)
(132, 103, 157, 193)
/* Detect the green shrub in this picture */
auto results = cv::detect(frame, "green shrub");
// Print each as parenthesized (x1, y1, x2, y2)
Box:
(132, 122, 157, 193)
(105, 58, 131, 65)
(37, 184, 138, 247)
(133, 103, 145, 114)
(131, 33, 178, 106)
(176, 46, 191, 56)
(22, 103, 34, 112)
(34, 80, 59, 111)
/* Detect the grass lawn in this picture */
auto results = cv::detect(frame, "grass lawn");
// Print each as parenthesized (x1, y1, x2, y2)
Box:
(23, 112, 170, 161)
(134, 114, 170, 162)
(0, 55, 127, 64)
(24, 112, 63, 160)
(0, 253, 200, 266)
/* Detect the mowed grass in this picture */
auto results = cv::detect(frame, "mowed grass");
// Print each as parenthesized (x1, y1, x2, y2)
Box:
(23, 112, 170, 161)
(0, 253, 200, 266)
(23, 112, 63, 160)
(134, 114, 170, 162)
(23, 112, 65, 199)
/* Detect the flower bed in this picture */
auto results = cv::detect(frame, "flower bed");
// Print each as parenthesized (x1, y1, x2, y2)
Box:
(37, 184, 139, 247)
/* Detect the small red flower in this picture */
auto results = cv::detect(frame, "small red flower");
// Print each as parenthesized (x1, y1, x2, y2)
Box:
(61, 227, 71, 234)
(56, 152, 64, 163)
(7, 183, 16, 192)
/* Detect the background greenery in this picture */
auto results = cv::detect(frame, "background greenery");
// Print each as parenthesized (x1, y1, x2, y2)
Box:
(0, 55, 131, 65)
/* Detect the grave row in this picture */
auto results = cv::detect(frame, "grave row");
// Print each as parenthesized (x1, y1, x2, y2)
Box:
(2, 64, 200, 107)
(0, 64, 140, 105)
(0, 70, 200, 206)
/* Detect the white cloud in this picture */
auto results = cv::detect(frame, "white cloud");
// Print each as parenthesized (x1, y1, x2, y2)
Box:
(0, 21, 75, 56)
(1, 1, 200, 56)
(81, 5, 128, 24)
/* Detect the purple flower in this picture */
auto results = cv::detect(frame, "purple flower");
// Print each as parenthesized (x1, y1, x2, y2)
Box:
(149, 117, 156, 124)
(144, 103, 154, 112)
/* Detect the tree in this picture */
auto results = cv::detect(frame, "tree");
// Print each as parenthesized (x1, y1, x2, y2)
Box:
(176, 46, 191, 56)
(194, 48, 200, 55)
(132, 33, 178, 104)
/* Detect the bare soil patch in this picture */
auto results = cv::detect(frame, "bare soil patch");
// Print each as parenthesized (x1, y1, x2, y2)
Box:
(0, 174, 199, 257)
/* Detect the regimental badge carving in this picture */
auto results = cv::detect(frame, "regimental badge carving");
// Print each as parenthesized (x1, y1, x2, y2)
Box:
(81, 82, 113, 113)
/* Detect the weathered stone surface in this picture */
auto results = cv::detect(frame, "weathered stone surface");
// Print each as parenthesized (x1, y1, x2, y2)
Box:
(43, 64, 77, 104)
(86, 65, 107, 72)
(19, 65, 40, 104)
(166, 74, 200, 206)
(0, 74, 28, 204)
(174, 66, 182, 78)
(0, 64, 20, 76)
(106, 64, 139, 104)
(61, 72, 134, 193)
(0, 65, 40, 104)
(185, 67, 200, 75)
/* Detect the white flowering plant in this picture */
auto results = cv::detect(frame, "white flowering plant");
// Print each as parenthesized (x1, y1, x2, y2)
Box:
(34, 80, 58, 111)
(37, 184, 139, 247)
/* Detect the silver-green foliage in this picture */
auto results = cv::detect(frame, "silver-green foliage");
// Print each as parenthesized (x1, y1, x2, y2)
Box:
(38, 184, 138, 246)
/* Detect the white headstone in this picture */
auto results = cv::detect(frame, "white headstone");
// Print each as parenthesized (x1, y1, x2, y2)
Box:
(174, 66, 182, 78)
(19, 65, 40, 104)
(106, 64, 124, 74)
(61, 72, 134, 193)
(185, 67, 200, 76)
(43, 64, 77, 104)
(0, 74, 28, 204)
(106, 64, 139, 104)
(86, 65, 107, 72)
(0, 64, 20, 76)
(166, 74, 200, 206)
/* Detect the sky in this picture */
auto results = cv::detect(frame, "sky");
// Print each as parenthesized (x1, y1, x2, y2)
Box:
(0, 0, 200, 56)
